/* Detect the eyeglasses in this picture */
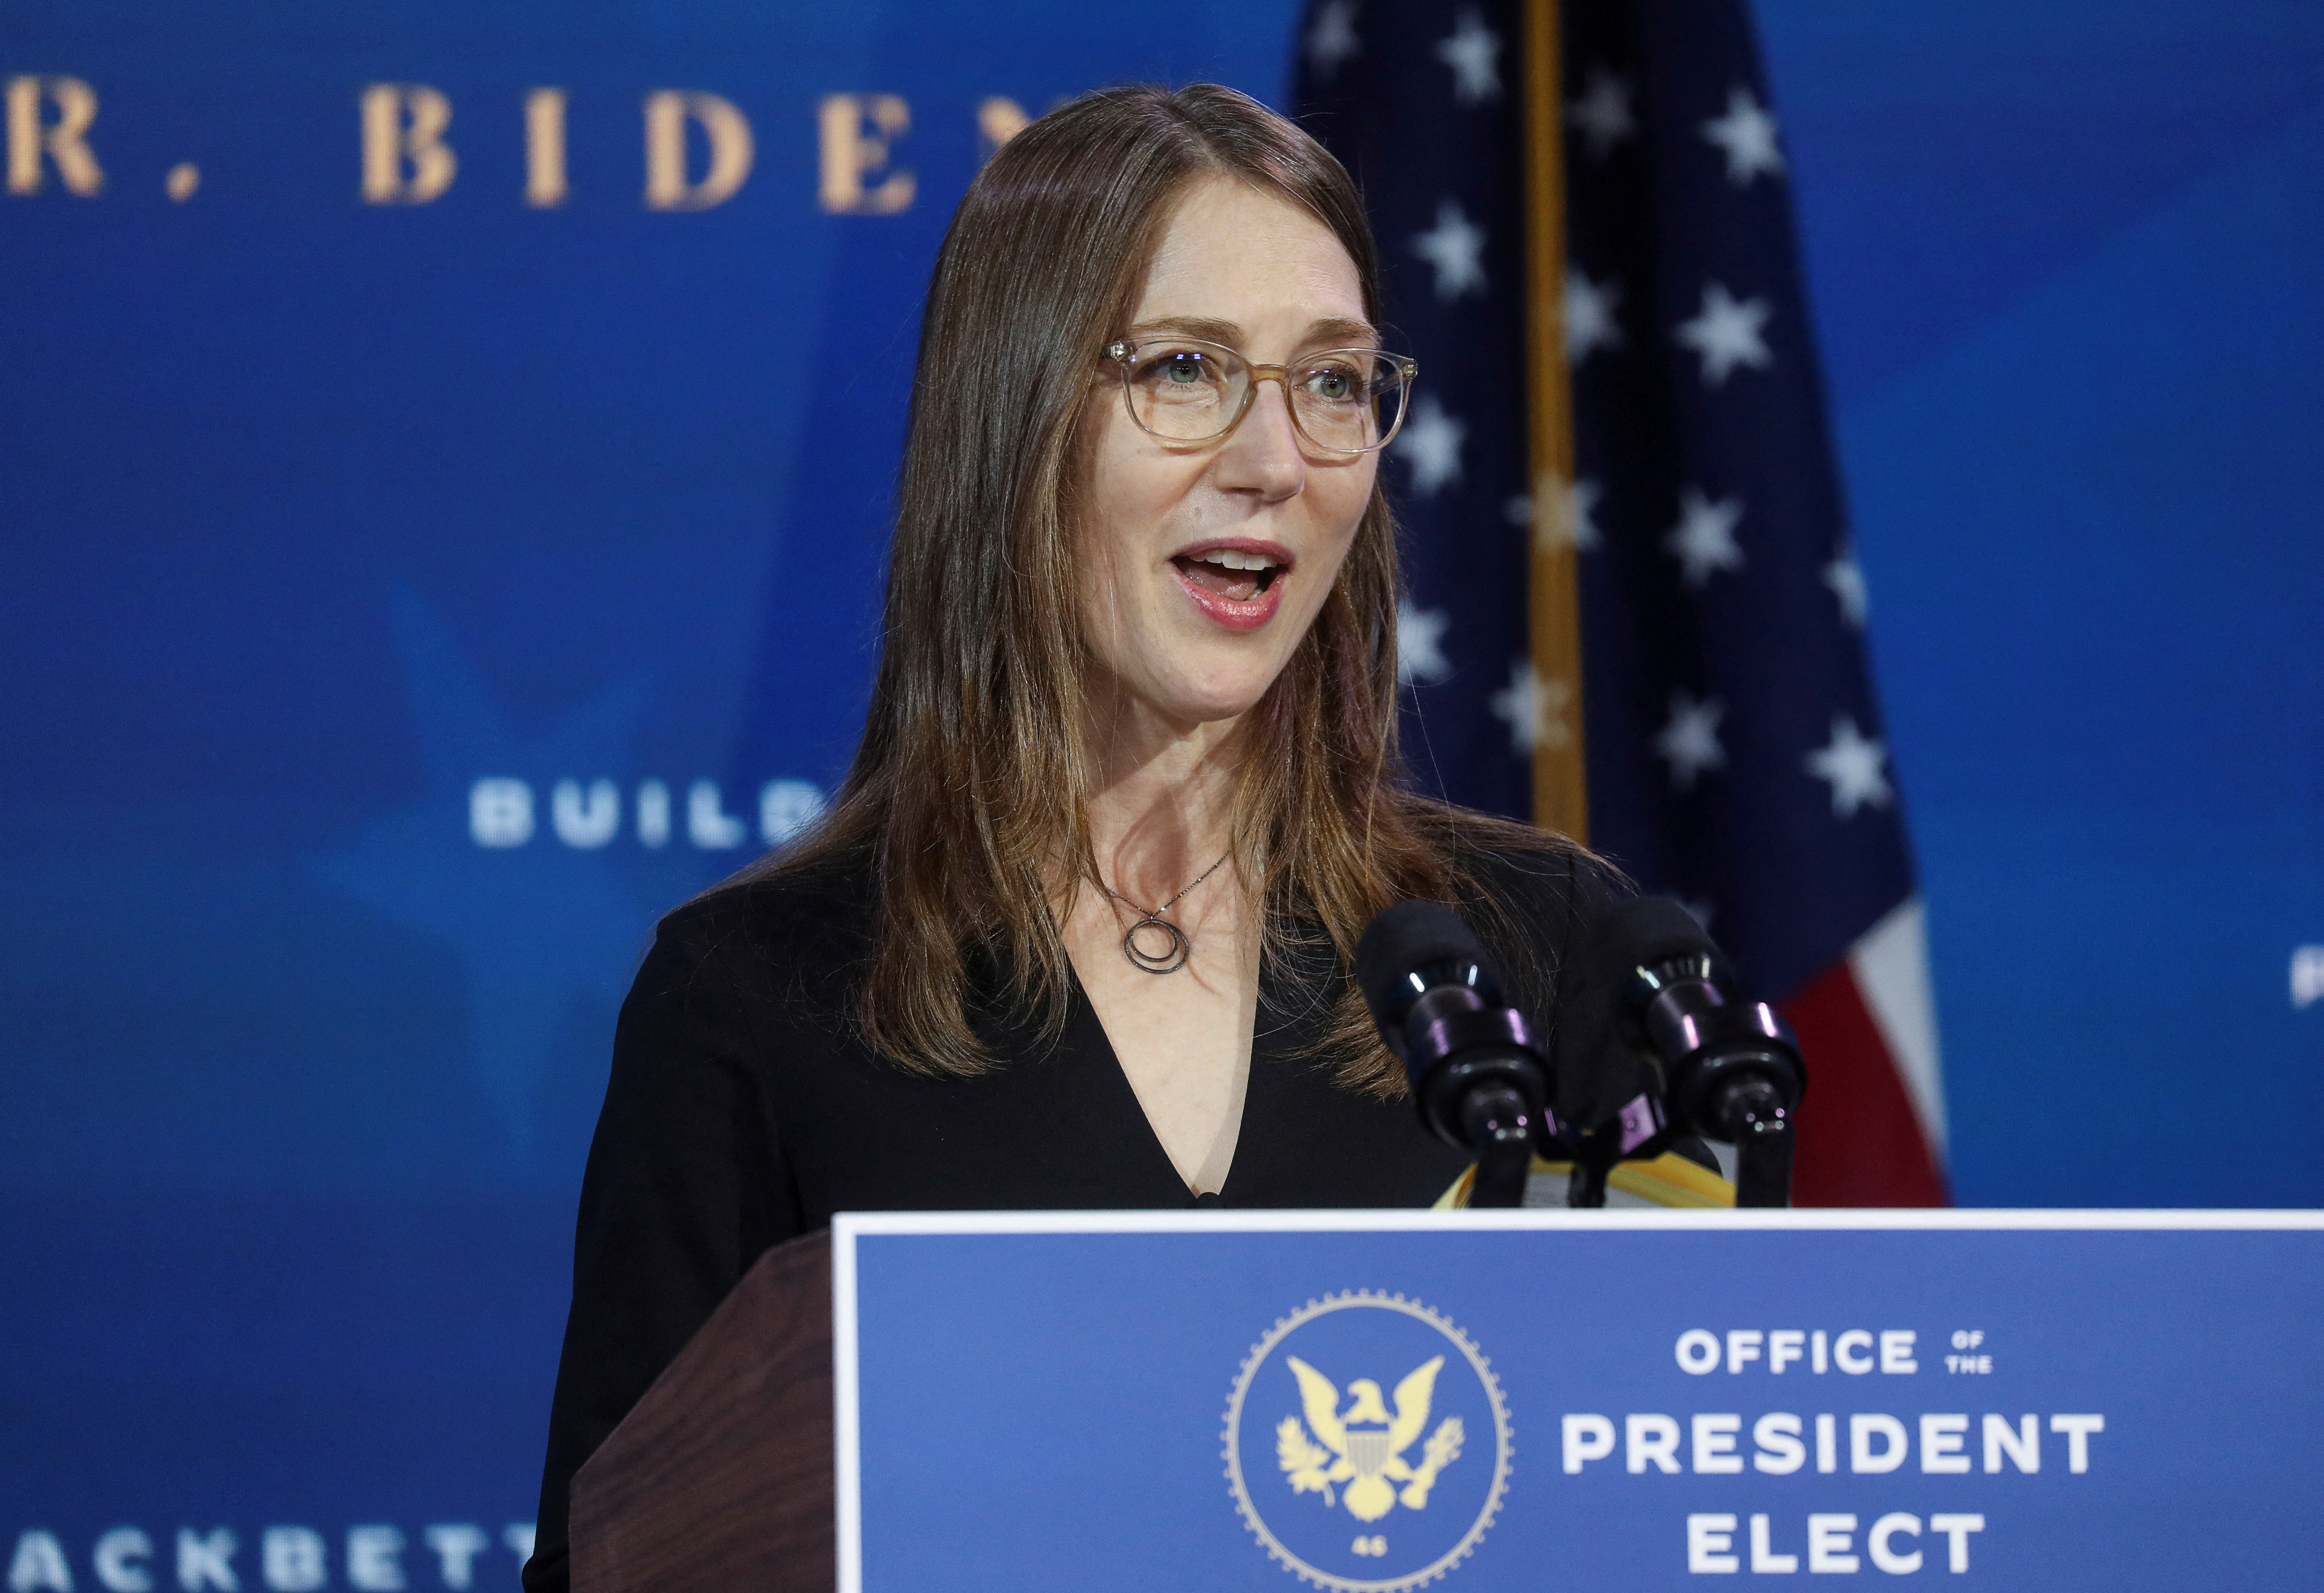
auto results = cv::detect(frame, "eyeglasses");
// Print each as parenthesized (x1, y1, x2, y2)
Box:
(1102, 337, 1418, 455)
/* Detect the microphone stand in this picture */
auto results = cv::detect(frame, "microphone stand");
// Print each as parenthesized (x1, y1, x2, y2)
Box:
(1595, 898, 1808, 1209)
(1350, 901, 1561, 1212)
(1459, 1085, 1539, 1208)
(1565, 1157, 1610, 1209)
(1716, 1076, 1796, 1209)
(1636, 974, 1805, 1209)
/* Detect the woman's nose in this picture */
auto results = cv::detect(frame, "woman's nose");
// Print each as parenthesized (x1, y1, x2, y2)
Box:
(1214, 378, 1306, 501)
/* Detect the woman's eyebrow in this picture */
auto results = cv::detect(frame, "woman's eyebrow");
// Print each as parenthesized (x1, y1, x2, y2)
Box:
(1303, 316, 1379, 347)
(1123, 314, 1382, 351)
(1126, 314, 1243, 344)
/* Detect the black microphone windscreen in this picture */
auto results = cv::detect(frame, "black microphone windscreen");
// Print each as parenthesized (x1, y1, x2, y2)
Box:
(1353, 899, 1487, 1026)
(1600, 895, 1731, 992)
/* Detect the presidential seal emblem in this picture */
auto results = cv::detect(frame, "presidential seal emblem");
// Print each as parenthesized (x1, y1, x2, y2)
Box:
(1223, 1291, 1512, 1590)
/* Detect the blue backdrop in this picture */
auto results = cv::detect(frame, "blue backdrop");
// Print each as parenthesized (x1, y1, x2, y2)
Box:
(4, 0, 2321, 1585)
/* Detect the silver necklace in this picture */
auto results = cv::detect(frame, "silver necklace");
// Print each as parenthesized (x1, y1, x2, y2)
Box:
(1102, 852, 1230, 974)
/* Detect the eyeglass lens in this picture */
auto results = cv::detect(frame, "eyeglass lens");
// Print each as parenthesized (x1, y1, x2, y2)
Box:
(1122, 341, 1409, 451)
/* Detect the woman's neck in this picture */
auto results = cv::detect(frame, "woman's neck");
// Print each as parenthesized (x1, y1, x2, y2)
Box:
(1083, 695, 1246, 907)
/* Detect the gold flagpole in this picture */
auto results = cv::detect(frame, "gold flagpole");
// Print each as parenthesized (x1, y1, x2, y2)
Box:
(1522, 0, 1588, 842)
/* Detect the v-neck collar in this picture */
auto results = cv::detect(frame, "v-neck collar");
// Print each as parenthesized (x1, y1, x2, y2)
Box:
(1058, 937, 1346, 1209)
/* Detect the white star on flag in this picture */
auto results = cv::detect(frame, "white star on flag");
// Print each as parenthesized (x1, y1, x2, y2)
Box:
(1397, 601, 1453, 685)
(1654, 691, 1727, 791)
(1411, 200, 1487, 301)
(1663, 488, 1745, 587)
(1565, 267, 1623, 364)
(1506, 471, 1603, 554)
(1823, 547, 1868, 627)
(1393, 394, 1466, 496)
(1805, 715, 1894, 818)
(1565, 67, 1635, 159)
(1306, 0, 1360, 81)
(1674, 281, 1774, 385)
(1436, 11, 1503, 105)
(1700, 85, 1785, 186)
(1558, 475, 1604, 553)
(1489, 658, 1572, 754)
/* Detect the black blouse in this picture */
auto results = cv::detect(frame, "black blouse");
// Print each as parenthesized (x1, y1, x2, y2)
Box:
(522, 840, 1638, 1592)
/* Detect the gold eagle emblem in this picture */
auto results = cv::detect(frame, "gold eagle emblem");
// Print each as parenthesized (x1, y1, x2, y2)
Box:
(1275, 1354, 1465, 1522)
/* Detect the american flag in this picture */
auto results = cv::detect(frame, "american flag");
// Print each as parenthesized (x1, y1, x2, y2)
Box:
(1294, 0, 1947, 1205)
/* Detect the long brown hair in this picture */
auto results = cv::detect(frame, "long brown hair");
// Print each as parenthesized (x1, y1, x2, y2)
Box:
(739, 82, 1574, 1094)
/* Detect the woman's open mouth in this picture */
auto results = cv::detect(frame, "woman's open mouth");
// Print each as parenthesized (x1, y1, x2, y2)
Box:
(1170, 541, 1293, 631)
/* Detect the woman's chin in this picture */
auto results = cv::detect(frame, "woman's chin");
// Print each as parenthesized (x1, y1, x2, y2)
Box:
(1085, 633, 1301, 731)
(1133, 670, 1278, 729)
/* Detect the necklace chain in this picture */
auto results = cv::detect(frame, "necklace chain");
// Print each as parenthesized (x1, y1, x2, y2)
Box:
(1102, 851, 1230, 975)
(1105, 850, 1230, 918)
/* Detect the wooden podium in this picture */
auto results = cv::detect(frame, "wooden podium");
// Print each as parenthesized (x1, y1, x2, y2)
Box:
(563, 1210, 2324, 1593)
(568, 1230, 836, 1593)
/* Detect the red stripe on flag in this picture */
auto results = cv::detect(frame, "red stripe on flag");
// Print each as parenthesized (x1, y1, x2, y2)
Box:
(1782, 959, 1948, 1208)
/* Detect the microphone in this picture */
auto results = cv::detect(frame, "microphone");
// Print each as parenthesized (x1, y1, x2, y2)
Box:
(1600, 897, 1807, 1208)
(1354, 901, 1555, 1208)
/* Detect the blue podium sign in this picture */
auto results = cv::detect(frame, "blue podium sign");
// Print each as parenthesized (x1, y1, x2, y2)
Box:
(832, 1210, 2324, 1591)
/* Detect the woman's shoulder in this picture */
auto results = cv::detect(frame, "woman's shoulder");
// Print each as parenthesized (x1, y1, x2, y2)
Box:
(635, 844, 878, 1020)
(1415, 801, 1631, 932)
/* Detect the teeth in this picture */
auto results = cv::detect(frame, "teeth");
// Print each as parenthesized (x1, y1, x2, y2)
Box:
(1194, 549, 1280, 571)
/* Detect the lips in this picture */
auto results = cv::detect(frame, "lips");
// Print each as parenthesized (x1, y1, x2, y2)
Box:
(1170, 539, 1294, 632)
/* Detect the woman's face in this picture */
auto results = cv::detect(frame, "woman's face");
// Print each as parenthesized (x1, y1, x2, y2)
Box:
(1077, 176, 1379, 731)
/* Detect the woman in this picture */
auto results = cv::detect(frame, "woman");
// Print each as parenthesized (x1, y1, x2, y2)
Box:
(522, 81, 1637, 1592)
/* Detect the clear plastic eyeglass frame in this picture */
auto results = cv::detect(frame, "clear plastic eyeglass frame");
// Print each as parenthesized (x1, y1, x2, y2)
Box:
(1102, 337, 1419, 456)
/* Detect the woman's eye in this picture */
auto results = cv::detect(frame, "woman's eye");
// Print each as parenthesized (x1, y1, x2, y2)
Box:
(1304, 366, 1361, 402)
(1145, 352, 1210, 385)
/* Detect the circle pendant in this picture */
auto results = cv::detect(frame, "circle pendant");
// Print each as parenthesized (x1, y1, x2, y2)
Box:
(1123, 914, 1190, 974)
